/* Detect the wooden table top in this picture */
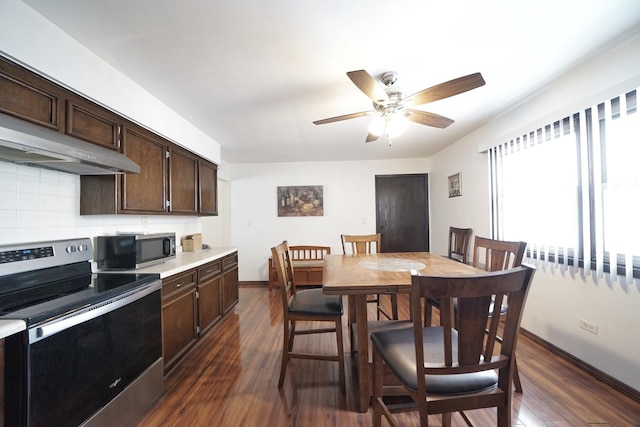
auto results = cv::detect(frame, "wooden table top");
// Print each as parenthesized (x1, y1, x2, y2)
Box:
(322, 252, 481, 295)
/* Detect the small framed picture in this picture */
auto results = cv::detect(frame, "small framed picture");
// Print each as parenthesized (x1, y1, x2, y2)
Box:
(448, 173, 462, 198)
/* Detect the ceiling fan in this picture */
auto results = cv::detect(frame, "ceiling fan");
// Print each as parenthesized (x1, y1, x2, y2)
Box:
(313, 70, 485, 143)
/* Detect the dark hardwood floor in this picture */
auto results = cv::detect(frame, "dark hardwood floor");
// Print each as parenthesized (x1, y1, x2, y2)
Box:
(138, 285, 640, 426)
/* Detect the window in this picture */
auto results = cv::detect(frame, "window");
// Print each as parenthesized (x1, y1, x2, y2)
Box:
(489, 88, 638, 282)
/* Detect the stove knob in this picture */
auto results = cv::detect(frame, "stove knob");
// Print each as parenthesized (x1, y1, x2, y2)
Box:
(78, 244, 88, 252)
(66, 245, 77, 253)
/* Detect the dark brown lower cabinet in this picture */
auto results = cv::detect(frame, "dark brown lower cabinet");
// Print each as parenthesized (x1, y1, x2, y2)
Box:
(197, 260, 223, 336)
(161, 269, 198, 374)
(161, 252, 238, 373)
(222, 253, 239, 313)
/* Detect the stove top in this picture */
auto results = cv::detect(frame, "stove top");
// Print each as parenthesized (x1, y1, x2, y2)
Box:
(0, 237, 160, 327)
(0, 272, 159, 326)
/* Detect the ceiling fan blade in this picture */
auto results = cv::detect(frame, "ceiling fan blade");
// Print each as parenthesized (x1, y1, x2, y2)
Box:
(405, 72, 485, 106)
(365, 133, 379, 143)
(405, 109, 455, 129)
(347, 70, 389, 104)
(313, 110, 374, 125)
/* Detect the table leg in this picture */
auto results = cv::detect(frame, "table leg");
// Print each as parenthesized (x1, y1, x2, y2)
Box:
(354, 294, 370, 412)
(348, 295, 356, 326)
(347, 295, 356, 355)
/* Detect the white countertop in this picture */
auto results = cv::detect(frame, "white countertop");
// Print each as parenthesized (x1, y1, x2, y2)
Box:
(120, 247, 238, 278)
(0, 319, 26, 339)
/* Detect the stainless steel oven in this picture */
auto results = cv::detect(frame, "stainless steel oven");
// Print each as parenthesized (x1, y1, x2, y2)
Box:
(0, 238, 163, 427)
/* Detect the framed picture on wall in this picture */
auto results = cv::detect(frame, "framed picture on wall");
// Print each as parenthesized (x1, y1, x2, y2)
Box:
(277, 185, 324, 216)
(448, 173, 462, 198)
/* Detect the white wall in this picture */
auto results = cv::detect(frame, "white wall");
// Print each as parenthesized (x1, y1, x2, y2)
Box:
(201, 179, 231, 247)
(429, 31, 640, 391)
(229, 158, 430, 281)
(0, 0, 220, 164)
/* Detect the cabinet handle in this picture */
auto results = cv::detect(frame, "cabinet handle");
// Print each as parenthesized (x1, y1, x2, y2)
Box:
(206, 269, 212, 273)
(174, 282, 182, 288)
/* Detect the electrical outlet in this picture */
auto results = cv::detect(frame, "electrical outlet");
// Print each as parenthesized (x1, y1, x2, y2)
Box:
(579, 319, 598, 335)
(141, 216, 148, 228)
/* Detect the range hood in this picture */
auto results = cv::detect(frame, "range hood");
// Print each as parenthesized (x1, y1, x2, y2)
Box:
(0, 114, 140, 175)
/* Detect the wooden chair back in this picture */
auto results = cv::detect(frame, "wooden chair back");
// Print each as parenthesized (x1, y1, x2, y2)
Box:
(271, 240, 297, 312)
(289, 245, 331, 261)
(448, 227, 472, 263)
(409, 265, 536, 419)
(341, 233, 381, 254)
(472, 236, 526, 272)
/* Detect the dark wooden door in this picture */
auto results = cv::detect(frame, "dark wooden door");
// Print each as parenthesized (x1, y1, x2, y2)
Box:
(375, 174, 429, 252)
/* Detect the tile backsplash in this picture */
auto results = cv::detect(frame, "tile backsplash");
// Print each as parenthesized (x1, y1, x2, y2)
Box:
(0, 160, 200, 246)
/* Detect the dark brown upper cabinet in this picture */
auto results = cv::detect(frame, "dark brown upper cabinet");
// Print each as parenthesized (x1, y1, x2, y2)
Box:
(169, 146, 198, 215)
(80, 123, 218, 216)
(65, 96, 123, 150)
(120, 126, 169, 213)
(198, 159, 218, 216)
(0, 55, 217, 216)
(0, 56, 63, 131)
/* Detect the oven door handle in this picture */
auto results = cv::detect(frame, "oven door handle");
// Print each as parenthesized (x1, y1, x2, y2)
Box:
(29, 280, 161, 343)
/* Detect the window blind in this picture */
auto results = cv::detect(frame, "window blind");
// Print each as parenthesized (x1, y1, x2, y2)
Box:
(489, 88, 638, 283)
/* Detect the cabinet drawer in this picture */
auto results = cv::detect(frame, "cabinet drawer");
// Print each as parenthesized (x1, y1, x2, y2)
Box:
(162, 269, 197, 299)
(198, 260, 222, 282)
(222, 253, 238, 271)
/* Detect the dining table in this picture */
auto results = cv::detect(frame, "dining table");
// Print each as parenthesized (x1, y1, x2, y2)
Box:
(322, 251, 482, 412)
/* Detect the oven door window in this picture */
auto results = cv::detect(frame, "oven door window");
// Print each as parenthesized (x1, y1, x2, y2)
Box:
(6, 290, 162, 427)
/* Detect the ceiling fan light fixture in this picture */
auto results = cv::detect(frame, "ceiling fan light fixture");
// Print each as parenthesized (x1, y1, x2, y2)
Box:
(368, 116, 386, 137)
(386, 112, 409, 138)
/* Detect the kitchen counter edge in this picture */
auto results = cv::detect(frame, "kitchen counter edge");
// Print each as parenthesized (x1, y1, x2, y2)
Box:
(112, 247, 238, 279)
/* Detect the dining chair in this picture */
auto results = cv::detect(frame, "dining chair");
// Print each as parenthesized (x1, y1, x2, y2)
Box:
(371, 265, 536, 427)
(423, 226, 472, 327)
(270, 240, 346, 393)
(447, 226, 473, 264)
(341, 233, 398, 321)
(425, 236, 528, 393)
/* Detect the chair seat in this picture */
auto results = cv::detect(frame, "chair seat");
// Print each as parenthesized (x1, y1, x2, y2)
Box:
(289, 288, 343, 316)
(292, 260, 324, 268)
(371, 326, 498, 394)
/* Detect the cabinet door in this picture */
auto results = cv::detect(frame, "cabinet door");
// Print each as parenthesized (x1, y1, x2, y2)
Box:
(198, 276, 222, 335)
(221, 253, 239, 313)
(162, 270, 198, 373)
(162, 286, 197, 373)
(0, 57, 63, 130)
(197, 260, 222, 335)
(121, 126, 167, 213)
(65, 97, 122, 150)
(198, 159, 218, 216)
(169, 146, 198, 214)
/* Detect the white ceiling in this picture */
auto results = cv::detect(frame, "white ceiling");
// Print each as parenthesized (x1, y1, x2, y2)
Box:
(22, 0, 640, 163)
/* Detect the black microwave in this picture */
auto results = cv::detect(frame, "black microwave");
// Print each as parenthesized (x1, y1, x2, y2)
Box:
(96, 232, 176, 270)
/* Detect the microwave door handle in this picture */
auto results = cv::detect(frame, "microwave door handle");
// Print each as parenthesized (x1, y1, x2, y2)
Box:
(163, 238, 172, 256)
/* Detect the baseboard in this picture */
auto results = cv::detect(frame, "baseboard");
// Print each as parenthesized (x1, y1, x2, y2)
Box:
(520, 328, 640, 403)
(239, 281, 269, 287)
